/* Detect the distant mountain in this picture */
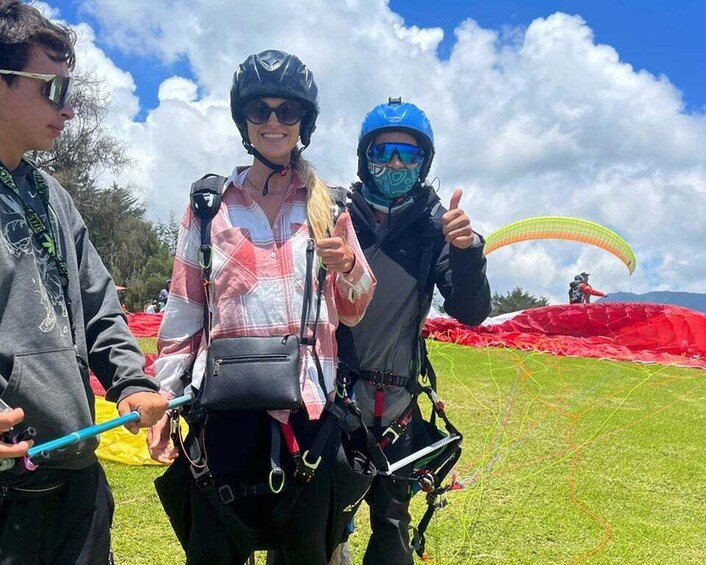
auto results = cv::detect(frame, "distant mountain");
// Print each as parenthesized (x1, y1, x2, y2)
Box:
(599, 291, 706, 313)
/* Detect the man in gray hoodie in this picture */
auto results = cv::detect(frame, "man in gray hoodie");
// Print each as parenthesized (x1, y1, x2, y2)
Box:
(0, 2, 168, 563)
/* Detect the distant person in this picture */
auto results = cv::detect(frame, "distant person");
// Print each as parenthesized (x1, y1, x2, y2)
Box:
(569, 272, 607, 304)
(158, 278, 171, 311)
(144, 300, 158, 314)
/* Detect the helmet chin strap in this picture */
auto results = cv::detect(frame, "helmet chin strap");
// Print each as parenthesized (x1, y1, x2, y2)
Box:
(242, 141, 305, 196)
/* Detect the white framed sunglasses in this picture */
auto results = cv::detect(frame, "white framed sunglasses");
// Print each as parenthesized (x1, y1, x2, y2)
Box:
(0, 69, 74, 108)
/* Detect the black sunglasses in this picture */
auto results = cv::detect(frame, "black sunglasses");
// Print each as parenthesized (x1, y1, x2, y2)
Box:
(0, 69, 74, 108)
(242, 99, 305, 126)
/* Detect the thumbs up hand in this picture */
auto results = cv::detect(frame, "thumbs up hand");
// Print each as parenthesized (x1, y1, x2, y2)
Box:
(316, 212, 356, 275)
(442, 188, 475, 249)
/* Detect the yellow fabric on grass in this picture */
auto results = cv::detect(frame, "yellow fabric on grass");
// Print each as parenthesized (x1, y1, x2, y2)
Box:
(94, 396, 162, 466)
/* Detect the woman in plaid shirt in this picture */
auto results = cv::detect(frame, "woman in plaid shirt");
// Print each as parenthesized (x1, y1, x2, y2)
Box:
(147, 51, 376, 565)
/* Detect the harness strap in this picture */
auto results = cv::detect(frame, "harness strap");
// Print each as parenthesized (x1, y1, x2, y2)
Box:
(338, 396, 389, 473)
(181, 417, 286, 503)
(267, 419, 285, 494)
(378, 404, 415, 451)
(411, 442, 463, 557)
(190, 174, 226, 348)
(358, 370, 413, 389)
(340, 364, 419, 450)
(373, 388, 385, 437)
(344, 367, 416, 439)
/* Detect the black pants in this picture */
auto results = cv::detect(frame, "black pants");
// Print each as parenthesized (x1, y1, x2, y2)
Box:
(362, 422, 415, 565)
(0, 462, 114, 565)
(156, 411, 336, 565)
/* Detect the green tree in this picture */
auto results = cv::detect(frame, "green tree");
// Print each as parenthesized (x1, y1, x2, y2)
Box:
(156, 211, 180, 257)
(77, 184, 173, 311)
(34, 71, 128, 193)
(34, 72, 173, 311)
(491, 287, 549, 316)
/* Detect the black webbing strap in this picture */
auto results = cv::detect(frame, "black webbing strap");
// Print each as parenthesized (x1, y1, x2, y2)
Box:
(184, 419, 285, 503)
(358, 370, 414, 389)
(299, 235, 329, 402)
(411, 442, 463, 557)
(412, 221, 436, 377)
(190, 173, 226, 347)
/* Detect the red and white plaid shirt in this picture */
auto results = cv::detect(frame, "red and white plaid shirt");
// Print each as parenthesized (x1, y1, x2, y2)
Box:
(153, 168, 375, 420)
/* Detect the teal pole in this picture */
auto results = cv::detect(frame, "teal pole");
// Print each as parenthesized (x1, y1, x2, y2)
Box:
(27, 393, 192, 459)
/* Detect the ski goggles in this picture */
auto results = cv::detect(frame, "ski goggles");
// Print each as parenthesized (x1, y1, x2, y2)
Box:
(242, 99, 305, 126)
(366, 142, 425, 166)
(0, 69, 74, 108)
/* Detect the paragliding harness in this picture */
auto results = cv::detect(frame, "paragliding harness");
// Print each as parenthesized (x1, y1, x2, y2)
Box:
(161, 174, 387, 556)
(338, 204, 463, 557)
(568, 281, 583, 304)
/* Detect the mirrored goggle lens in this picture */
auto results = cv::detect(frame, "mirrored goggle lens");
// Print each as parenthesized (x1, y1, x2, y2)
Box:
(45, 75, 73, 108)
(243, 100, 304, 125)
(367, 142, 425, 165)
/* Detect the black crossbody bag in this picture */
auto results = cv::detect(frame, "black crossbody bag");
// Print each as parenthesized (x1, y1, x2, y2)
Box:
(190, 174, 325, 412)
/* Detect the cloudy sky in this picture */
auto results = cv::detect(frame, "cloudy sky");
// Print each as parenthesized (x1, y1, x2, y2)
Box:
(41, 0, 706, 303)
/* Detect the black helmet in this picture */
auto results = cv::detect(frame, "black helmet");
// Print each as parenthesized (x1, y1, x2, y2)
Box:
(230, 50, 319, 148)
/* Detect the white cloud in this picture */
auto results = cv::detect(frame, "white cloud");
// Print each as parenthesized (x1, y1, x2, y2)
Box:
(157, 77, 198, 103)
(49, 1, 706, 300)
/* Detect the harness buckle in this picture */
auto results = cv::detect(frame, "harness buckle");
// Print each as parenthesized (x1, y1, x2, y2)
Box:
(417, 469, 436, 493)
(189, 461, 213, 491)
(169, 410, 180, 442)
(381, 423, 402, 445)
(367, 370, 395, 389)
(295, 450, 321, 483)
(433, 493, 449, 510)
(269, 467, 286, 494)
(218, 484, 235, 504)
(335, 377, 348, 398)
(343, 397, 363, 419)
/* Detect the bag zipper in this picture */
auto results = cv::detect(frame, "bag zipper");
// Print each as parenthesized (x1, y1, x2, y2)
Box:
(213, 354, 291, 377)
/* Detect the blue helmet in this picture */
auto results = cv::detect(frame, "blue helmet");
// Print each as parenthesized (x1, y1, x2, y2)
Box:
(357, 97, 435, 189)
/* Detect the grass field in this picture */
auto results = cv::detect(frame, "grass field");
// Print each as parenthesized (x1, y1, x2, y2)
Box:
(106, 339, 706, 564)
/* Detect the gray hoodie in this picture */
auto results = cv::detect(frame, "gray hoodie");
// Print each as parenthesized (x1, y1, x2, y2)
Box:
(0, 161, 158, 470)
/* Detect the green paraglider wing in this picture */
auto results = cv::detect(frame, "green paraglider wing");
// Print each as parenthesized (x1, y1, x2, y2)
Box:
(484, 216, 636, 275)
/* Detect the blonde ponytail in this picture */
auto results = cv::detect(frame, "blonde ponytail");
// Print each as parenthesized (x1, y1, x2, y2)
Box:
(295, 158, 334, 241)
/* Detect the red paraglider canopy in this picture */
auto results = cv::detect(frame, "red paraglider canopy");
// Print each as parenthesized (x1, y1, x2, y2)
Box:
(424, 303, 706, 369)
(91, 304, 704, 397)
(125, 312, 164, 337)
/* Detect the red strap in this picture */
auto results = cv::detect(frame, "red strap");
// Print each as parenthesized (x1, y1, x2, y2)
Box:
(374, 388, 385, 419)
(278, 420, 300, 455)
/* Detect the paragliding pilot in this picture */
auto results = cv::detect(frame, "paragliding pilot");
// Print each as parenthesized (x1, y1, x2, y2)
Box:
(568, 272, 607, 304)
(333, 97, 492, 564)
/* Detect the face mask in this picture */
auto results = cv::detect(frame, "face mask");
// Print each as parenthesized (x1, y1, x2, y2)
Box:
(367, 161, 422, 199)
